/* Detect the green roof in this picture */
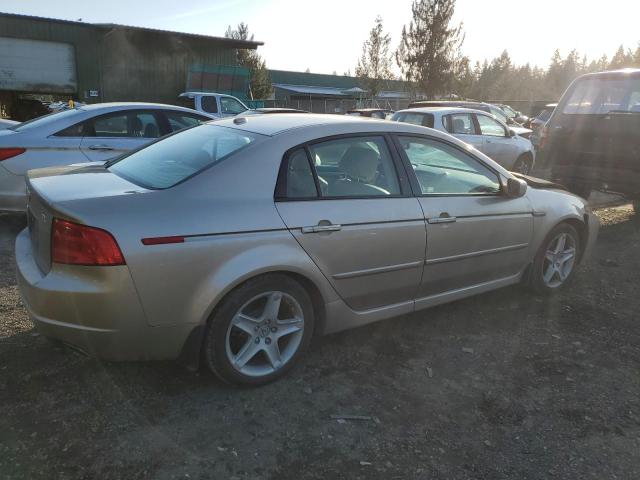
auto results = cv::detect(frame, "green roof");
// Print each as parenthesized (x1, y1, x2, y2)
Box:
(268, 69, 409, 92)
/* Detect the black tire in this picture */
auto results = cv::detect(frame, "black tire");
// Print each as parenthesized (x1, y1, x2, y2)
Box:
(513, 153, 533, 175)
(203, 273, 315, 386)
(530, 223, 582, 294)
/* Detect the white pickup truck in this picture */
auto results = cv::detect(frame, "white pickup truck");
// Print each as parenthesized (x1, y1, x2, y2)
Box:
(177, 92, 249, 118)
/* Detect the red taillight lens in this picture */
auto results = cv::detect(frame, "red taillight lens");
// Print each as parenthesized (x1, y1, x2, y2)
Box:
(0, 148, 26, 161)
(51, 219, 125, 266)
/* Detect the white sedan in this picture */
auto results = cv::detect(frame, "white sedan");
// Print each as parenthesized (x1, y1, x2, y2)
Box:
(0, 103, 213, 212)
(392, 107, 535, 174)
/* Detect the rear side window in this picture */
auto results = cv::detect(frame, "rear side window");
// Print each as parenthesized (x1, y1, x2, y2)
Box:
(165, 111, 208, 133)
(201, 96, 218, 114)
(562, 76, 640, 114)
(109, 125, 257, 189)
(283, 149, 318, 199)
(392, 112, 434, 128)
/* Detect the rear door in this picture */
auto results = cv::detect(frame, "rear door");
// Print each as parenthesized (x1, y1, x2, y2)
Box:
(394, 135, 533, 301)
(80, 110, 162, 162)
(275, 134, 426, 311)
(443, 112, 485, 151)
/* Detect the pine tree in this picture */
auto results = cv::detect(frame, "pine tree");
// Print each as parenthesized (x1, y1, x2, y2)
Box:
(225, 23, 272, 100)
(396, 0, 465, 99)
(355, 16, 395, 98)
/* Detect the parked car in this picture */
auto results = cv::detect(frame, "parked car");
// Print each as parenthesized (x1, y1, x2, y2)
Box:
(242, 108, 308, 115)
(16, 113, 598, 385)
(407, 100, 526, 129)
(0, 102, 213, 212)
(539, 69, 640, 204)
(530, 103, 557, 148)
(392, 107, 536, 174)
(0, 119, 18, 129)
(496, 104, 529, 125)
(346, 108, 394, 119)
(178, 91, 249, 118)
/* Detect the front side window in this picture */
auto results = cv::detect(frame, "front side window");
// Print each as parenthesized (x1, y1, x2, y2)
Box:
(444, 113, 476, 134)
(488, 106, 508, 123)
(220, 97, 248, 115)
(398, 136, 501, 195)
(165, 111, 208, 133)
(392, 112, 434, 128)
(307, 136, 401, 197)
(477, 115, 507, 137)
(109, 124, 257, 189)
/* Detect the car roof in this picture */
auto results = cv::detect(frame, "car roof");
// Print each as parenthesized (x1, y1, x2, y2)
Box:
(396, 106, 491, 116)
(78, 102, 201, 112)
(347, 108, 392, 112)
(580, 68, 640, 79)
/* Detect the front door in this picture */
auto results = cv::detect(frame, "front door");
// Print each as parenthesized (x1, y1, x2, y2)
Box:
(475, 113, 519, 165)
(394, 135, 533, 301)
(80, 110, 161, 162)
(275, 135, 426, 311)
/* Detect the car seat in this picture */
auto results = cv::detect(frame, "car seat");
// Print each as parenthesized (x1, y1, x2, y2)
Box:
(330, 145, 389, 196)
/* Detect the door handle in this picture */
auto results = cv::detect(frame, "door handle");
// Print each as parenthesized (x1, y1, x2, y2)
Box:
(301, 224, 342, 234)
(88, 144, 114, 151)
(427, 214, 457, 224)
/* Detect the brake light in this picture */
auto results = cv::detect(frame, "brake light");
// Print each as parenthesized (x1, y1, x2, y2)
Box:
(0, 148, 26, 161)
(51, 218, 125, 266)
(539, 125, 549, 149)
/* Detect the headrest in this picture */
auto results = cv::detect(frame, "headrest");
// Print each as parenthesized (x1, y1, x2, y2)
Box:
(339, 145, 379, 182)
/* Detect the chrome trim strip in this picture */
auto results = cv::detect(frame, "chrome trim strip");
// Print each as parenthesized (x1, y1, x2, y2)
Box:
(333, 260, 423, 280)
(425, 243, 529, 265)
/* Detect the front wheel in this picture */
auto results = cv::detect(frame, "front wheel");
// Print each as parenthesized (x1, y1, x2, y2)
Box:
(513, 153, 533, 175)
(203, 274, 314, 386)
(530, 223, 581, 294)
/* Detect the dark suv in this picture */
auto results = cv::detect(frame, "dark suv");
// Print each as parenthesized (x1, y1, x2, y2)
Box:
(539, 69, 640, 208)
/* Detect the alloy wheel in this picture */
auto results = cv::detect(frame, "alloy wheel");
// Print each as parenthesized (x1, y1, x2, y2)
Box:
(542, 233, 577, 288)
(224, 291, 305, 377)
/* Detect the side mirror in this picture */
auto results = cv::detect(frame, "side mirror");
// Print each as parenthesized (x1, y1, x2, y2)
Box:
(505, 177, 527, 197)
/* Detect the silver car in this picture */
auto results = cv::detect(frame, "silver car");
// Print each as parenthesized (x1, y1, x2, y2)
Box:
(0, 103, 213, 212)
(392, 107, 535, 174)
(16, 114, 599, 385)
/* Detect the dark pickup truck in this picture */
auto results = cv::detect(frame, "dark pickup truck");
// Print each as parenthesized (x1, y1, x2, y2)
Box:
(538, 69, 640, 211)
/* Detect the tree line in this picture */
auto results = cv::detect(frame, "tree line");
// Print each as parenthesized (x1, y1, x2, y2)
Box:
(356, 0, 640, 102)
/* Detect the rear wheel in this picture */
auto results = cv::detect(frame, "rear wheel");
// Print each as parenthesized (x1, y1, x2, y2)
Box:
(530, 223, 581, 294)
(513, 153, 533, 175)
(203, 274, 314, 386)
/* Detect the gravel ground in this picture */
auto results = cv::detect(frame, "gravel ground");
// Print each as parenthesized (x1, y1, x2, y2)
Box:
(0, 205, 639, 480)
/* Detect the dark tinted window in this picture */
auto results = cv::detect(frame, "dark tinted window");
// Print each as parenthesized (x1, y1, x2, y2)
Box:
(177, 97, 196, 110)
(392, 112, 434, 128)
(84, 111, 161, 138)
(562, 76, 640, 114)
(109, 125, 257, 189)
(201, 96, 218, 114)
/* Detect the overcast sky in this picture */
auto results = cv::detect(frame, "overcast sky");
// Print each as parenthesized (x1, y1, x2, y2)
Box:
(3, 0, 639, 74)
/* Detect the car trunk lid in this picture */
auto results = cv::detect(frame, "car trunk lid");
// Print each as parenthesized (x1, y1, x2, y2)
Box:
(26, 163, 148, 274)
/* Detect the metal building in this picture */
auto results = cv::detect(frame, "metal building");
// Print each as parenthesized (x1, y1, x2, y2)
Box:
(0, 13, 262, 118)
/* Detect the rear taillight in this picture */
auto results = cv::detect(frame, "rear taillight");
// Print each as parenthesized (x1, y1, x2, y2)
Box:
(0, 148, 26, 161)
(51, 218, 125, 266)
(539, 125, 549, 149)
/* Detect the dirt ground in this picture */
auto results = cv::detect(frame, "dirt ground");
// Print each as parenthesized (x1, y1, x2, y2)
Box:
(1, 204, 639, 480)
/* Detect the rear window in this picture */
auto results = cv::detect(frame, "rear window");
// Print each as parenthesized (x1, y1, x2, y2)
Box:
(108, 124, 258, 189)
(10, 108, 81, 132)
(391, 112, 434, 128)
(563, 76, 640, 114)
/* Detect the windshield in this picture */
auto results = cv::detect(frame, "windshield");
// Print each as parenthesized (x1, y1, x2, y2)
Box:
(563, 76, 640, 114)
(109, 124, 258, 189)
(9, 108, 82, 132)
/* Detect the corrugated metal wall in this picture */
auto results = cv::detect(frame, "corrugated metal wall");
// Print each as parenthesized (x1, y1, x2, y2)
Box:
(100, 28, 239, 104)
(0, 15, 101, 98)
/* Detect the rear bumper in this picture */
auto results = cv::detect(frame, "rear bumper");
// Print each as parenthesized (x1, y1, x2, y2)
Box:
(15, 228, 194, 361)
(0, 164, 26, 212)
